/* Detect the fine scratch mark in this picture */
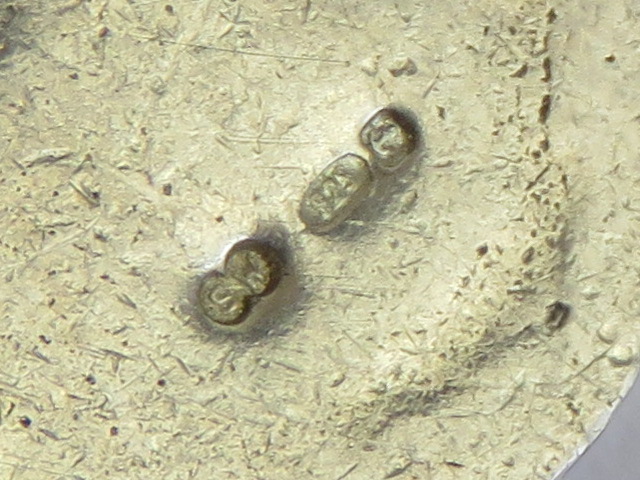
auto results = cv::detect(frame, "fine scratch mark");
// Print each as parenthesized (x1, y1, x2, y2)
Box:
(24, 149, 74, 168)
(525, 164, 551, 191)
(385, 461, 414, 479)
(10, 217, 100, 275)
(38, 428, 62, 441)
(116, 293, 137, 310)
(219, 133, 334, 146)
(336, 463, 358, 480)
(134, 35, 350, 66)
(101, 348, 133, 360)
(69, 180, 100, 207)
(422, 72, 440, 98)
(30, 348, 52, 364)
(324, 286, 378, 299)
(271, 360, 303, 373)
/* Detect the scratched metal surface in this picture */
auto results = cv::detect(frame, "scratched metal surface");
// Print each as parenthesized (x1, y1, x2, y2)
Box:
(1, 1, 639, 479)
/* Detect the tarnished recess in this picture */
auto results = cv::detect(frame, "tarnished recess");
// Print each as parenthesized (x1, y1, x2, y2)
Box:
(299, 153, 373, 234)
(198, 237, 287, 327)
(198, 271, 252, 326)
(224, 238, 285, 297)
(359, 106, 420, 172)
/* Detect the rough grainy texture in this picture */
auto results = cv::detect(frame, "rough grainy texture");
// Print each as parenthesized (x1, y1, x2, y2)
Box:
(0, 1, 639, 479)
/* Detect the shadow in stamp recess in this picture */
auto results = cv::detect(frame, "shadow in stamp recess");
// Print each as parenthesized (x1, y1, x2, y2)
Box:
(298, 104, 426, 240)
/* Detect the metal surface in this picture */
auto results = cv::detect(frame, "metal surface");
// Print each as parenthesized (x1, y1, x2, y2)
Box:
(1, 1, 639, 479)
